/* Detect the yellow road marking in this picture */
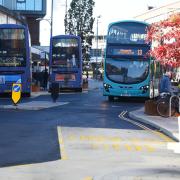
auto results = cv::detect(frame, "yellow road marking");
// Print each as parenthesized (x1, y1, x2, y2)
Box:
(119, 111, 175, 143)
(91, 143, 99, 149)
(68, 135, 77, 141)
(131, 138, 140, 142)
(153, 131, 174, 142)
(57, 127, 68, 160)
(83, 177, 93, 180)
(103, 144, 109, 150)
(80, 135, 89, 141)
(134, 145, 142, 151)
(145, 145, 155, 152)
(112, 144, 120, 151)
(109, 137, 122, 142)
(125, 144, 132, 151)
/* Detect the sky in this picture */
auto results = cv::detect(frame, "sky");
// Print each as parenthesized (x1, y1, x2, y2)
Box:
(39, 0, 178, 46)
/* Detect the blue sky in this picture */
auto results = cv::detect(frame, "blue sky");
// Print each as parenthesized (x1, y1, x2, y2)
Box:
(39, 0, 178, 45)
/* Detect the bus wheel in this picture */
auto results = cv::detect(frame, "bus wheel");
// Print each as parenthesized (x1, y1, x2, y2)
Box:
(108, 96, 114, 102)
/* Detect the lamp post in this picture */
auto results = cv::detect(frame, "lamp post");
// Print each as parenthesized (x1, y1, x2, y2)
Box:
(51, 0, 54, 39)
(36, 0, 53, 41)
(96, 15, 101, 79)
(36, 0, 54, 66)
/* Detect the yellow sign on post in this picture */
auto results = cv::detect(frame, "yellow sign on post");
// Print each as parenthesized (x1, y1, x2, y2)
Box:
(12, 83, 21, 105)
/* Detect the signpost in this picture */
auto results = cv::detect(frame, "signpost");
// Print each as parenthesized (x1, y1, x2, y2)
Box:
(12, 83, 21, 105)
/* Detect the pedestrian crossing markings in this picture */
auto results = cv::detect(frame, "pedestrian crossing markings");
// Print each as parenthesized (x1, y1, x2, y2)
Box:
(62, 134, 166, 152)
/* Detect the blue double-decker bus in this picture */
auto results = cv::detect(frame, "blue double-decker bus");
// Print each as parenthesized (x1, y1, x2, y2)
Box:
(49, 35, 82, 91)
(0, 24, 31, 96)
(103, 20, 160, 101)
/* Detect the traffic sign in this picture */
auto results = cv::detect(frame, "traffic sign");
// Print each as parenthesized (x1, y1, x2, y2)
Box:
(12, 83, 21, 105)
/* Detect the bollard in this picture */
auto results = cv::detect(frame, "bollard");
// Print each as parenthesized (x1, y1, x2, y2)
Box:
(51, 82, 59, 102)
(169, 95, 180, 117)
(12, 83, 21, 106)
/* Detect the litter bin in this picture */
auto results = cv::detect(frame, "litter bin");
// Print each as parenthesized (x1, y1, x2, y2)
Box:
(51, 82, 59, 102)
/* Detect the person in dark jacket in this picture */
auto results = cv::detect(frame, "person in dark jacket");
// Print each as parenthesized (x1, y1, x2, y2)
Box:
(159, 71, 172, 94)
(43, 69, 49, 90)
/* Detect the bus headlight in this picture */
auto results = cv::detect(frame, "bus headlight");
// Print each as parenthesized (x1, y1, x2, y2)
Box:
(140, 85, 149, 93)
(103, 83, 112, 92)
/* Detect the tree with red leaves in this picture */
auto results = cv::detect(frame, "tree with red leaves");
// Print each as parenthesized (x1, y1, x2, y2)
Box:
(147, 13, 180, 68)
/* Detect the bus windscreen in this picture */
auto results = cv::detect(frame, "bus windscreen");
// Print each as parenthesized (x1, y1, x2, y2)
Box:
(52, 38, 79, 68)
(107, 22, 147, 44)
(0, 28, 26, 67)
(106, 58, 149, 84)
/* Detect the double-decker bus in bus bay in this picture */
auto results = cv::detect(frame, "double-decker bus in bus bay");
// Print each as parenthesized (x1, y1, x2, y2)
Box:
(0, 24, 31, 96)
(49, 35, 82, 91)
(103, 20, 161, 101)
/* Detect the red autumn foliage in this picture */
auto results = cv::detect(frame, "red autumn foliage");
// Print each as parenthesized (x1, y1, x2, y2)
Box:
(147, 13, 180, 68)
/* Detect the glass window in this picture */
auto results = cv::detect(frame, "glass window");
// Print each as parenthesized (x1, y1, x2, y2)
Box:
(26, 0, 34, 10)
(52, 38, 80, 68)
(8, 17, 16, 24)
(0, 0, 3, 5)
(16, 0, 43, 11)
(105, 58, 149, 84)
(0, 13, 7, 24)
(107, 22, 148, 44)
(35, 0, 42, 11)
(0, 28, 26, 67)
(16, 0, 26, 10)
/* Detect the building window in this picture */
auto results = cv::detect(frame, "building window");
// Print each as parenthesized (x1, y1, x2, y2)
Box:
(0, 12, 7, 24)
(16, 0, 42, 11)
(35, 0, 42, 11)
(17, 0, 26, 10)
(26, 0, 34, 10)
(0, 0, 3, 5)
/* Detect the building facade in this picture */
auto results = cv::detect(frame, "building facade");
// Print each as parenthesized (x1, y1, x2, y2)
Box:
(0, 5, 25, 24)
(0, 0, 47, 45)
(134, 1, 180, 81)
(134, 1, 180, 23)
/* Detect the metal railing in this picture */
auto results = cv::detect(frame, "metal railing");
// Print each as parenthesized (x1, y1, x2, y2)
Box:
(169, 95, 180, 117)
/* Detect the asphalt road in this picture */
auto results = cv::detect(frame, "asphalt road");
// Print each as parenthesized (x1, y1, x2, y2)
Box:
(0, 88, 143, 167)
(0, 87, 180, 180)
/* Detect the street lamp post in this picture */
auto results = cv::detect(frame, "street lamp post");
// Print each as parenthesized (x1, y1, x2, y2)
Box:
(37, 0, 53, 41)
(51, 0, 54, 39)
(96, 15, 101, 79)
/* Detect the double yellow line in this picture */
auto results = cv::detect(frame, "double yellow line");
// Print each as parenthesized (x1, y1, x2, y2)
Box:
(119, 111, 173, 142)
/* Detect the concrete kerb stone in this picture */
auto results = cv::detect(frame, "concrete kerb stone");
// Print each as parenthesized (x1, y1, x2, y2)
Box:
(129, 110, 179, 142)
(0, 101, 69, 110)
